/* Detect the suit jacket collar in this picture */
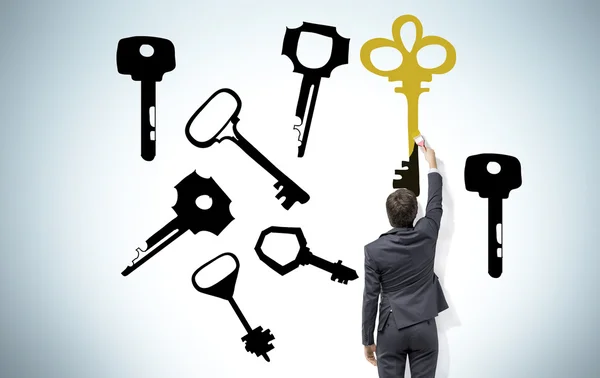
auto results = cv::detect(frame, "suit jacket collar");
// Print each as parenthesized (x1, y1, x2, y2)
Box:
(381, 227, 414, 236)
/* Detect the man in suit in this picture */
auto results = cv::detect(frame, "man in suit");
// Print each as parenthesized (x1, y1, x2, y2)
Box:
(362, 145, 448, 378)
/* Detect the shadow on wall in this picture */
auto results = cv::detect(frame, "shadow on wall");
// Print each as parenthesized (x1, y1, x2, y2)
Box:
(407, 158, 460, 378)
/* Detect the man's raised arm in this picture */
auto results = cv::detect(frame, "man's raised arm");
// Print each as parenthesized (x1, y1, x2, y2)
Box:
(418, 147, 443, 234)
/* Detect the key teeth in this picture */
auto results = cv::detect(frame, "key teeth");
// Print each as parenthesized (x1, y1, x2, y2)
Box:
(330, 275, 348, 285)
(393, 168, 405, 181)
(394, 162, 410, 176)
(132, 247, 145, 264)
(242, 327, 275, 359)
(265, 332, 275, 343)
(281, 198, 293, 210)
(330, 260, 354, 284)
(293, 125, 303, 143)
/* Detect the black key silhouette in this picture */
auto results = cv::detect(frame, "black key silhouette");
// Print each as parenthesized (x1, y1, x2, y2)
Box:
(465, 154, 522, 278)
(192, 253, 275, 362)
(254, 226, 358, 284)
(117, 36, 176, 161)
(393, 141, 420, 196)
(122, 171, 234, 276)
(185, 88, 310, 210)
(282, 22, 349, 157)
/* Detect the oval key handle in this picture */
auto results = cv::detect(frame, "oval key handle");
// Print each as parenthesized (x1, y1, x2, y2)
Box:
(191, 252, 240, 300)
(185, 88, 242, 148)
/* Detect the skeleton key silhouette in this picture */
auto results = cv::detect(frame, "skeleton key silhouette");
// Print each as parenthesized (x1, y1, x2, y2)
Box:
(360, 15, 456, 195)
(122, 171, 234, 276)
(185, 88, 310, 210)
(254, 226, 358, 285)
(282, 22, 349, 157)
(192, 253, 275, 361)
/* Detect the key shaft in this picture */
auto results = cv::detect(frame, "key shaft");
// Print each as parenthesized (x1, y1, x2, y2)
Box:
(401, 90, 427, 158)
(123, 218, 186, 276)
(295, 76, 321, 121)
(229, 297, 252, 334)
(298, 247, 332, 270)
(488, 197, 503, 278)
(295, 76, 322, 157)
(232, 127, 309, 209)
(234, 129, 285, 182)
(141, 80, 157, 161)
(391, 89, 427, 195)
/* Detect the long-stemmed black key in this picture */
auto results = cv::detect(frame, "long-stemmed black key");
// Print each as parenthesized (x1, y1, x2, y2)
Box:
(117, 36, 176, 161)
(393, 141, 420, 196)
(465, 154, 522, 278)
(255, 226, 358, 284)
(282, 22, 349, 157)
(122, 171, 234, 276)
(185, 88, 310, 210)
(192, 253, 275, 362)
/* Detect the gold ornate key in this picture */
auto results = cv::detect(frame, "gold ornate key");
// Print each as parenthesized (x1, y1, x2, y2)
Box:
(360, 15, 455, 195)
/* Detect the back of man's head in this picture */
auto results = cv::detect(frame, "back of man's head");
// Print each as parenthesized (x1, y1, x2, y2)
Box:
(386, 188, 417, 228)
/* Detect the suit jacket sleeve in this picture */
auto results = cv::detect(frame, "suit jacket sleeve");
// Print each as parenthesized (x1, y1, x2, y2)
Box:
(362, 247, 380, 346)
(417, 171, 443, 236)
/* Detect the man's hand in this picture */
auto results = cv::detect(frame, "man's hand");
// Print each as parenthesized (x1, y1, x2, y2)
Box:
(421, 145, 437, 169)
(364, 344, 377, 366)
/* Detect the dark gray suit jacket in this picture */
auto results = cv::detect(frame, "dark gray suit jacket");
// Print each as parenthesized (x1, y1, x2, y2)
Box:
(362, 171, 448, 346)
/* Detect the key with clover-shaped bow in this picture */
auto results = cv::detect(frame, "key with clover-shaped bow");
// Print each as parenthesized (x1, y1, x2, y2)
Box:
(360, 15, 456, 196)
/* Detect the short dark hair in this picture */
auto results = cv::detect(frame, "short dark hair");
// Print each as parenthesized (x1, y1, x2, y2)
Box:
(386, 188, 417, 228)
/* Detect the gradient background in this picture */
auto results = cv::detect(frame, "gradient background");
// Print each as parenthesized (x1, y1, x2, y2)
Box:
(1, 0, 599, 377)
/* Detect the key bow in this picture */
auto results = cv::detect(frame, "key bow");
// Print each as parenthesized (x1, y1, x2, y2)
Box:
(254, 226, 304, 275)
(173, 171, 235, 234)
(282, 22, 350, 78)
(360, 14, 456, 92)
(242, 326, 275, 359)
(191, 252, 240, 300)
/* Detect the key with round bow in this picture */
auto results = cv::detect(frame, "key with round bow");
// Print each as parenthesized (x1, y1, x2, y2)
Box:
(121, 171, 234, 276)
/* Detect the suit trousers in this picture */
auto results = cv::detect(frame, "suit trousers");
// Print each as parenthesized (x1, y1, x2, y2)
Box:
(376, 313, 438, 378)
